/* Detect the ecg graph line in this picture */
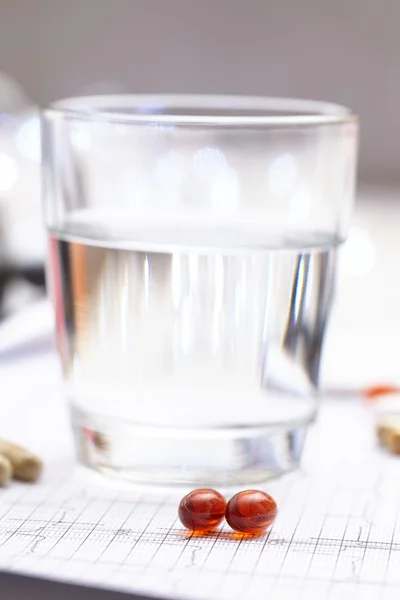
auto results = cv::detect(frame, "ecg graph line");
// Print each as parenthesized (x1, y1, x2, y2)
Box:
(0, 468, 400, 599)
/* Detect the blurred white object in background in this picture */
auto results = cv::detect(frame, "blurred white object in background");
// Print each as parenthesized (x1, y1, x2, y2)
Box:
(16, 115, 41, 163)
(340, 225, 376, 279)
(322, 187, 400, 389)
(0, 73, 45, 318)
(0, 72, 44, 268)
(0, 153, 18, 193)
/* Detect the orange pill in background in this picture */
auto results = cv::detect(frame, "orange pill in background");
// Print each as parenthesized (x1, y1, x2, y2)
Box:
(363, 384, 400, 402)
(225, 490, 277, 535)
(178, 488, 226, 532)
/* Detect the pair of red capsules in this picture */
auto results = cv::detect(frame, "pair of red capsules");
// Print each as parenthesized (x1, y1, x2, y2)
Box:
(178, 488, 277, 535)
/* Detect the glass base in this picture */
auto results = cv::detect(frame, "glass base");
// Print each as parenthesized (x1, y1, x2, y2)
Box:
(71, 405, 312, 486)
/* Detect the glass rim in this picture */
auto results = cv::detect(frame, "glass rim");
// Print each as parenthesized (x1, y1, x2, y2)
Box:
(44, 94, 356, 127)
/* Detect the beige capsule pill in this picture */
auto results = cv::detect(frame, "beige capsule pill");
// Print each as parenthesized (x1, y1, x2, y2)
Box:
(0, 440, 42, 482)
(0, 454, 12, 486)
(376, 416, 400, 455)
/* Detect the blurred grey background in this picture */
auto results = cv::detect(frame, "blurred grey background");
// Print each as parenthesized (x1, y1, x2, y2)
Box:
(0, 0, 399, 185)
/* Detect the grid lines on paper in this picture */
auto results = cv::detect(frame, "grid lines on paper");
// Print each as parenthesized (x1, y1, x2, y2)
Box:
(0, 462, 400, 600)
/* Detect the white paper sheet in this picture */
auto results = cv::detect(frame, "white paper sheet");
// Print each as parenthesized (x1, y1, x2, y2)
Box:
(1, 302, 400, 600)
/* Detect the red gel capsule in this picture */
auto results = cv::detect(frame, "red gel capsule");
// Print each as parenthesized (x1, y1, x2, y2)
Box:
(178, 488, 226, 532)
(225, 490, 277, 535)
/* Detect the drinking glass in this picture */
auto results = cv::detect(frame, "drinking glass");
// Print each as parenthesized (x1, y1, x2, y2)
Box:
(42, 95, 358, 485)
